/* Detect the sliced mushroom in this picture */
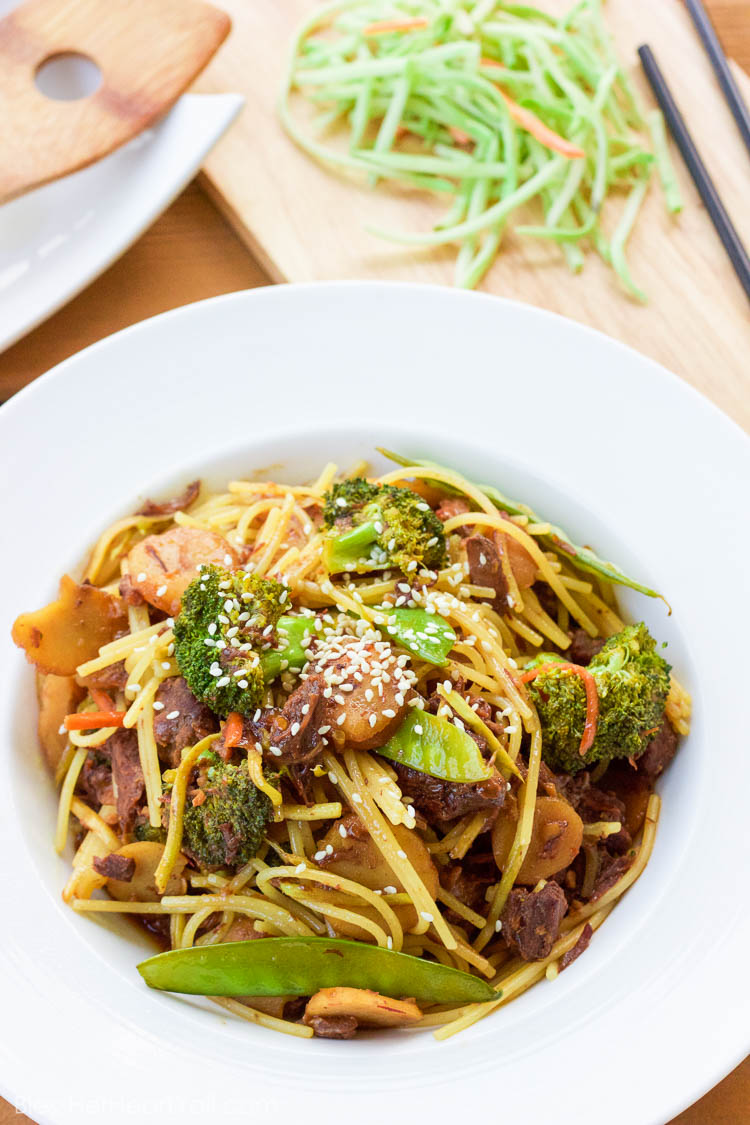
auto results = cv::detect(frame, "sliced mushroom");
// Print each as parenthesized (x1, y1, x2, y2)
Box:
(36, 672, 84, 771)
(304, 987, 421, 1029)
(105, 841, 187, 902)
(316, 639, 412, 750)
(126, 527, 240, 616)
(492, 794, 583, 885)
(12, 576, 128, 676)
(317, 814, 438, 936)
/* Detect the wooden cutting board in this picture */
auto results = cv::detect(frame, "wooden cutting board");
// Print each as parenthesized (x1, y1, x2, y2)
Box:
(196, 0, 750, 430)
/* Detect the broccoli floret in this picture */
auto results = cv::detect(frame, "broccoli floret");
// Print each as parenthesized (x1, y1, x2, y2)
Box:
(182, 757, 271, 867)
(322, 478, 446, 574)
(527, 623, 671, 774)
(173, 565, 286, 717)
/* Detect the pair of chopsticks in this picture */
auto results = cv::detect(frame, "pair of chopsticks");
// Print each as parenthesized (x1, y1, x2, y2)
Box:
(638, 0, 750, 303)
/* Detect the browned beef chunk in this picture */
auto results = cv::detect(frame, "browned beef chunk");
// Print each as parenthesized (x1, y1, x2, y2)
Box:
(501, 882, 568, 961)
(152, 676, 219, 768)
(79, 659, 129, 691)
(109, 729, 145, 832)
(534, 582, 559, 619)
(118, 575, 146, 607)
(136, 479, 200, 517)
(390, 761, 506, 822)
(219, 822, 244, 866)
(559, 922, 593, 971)
(439, 863, 491, 921)
(93, 853, 135, 881)
(555, 770, 630, 854)
(567, 629, 605, 666)
(637, 718, 678, 780)
(77, 748, 115, 807)
(307, 1015, 358, 1040)
(436, 497, 470, 531)
(221, 675, 325, 766)
(591, 853, 632, 902)
(465, 534, 509, 614)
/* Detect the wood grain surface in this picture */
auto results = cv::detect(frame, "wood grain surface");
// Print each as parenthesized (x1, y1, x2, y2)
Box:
(0, 1, 748, 1122)
(0, 0, 230, 203)
(195, 0, 750, 430)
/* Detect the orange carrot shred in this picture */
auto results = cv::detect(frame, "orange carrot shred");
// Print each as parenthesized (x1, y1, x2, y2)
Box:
(480, 61, 585, 159)
(90, 688, 114, 711)
(64, 710, 126, 731)
(192, 789, 207, 808)
(363, 17, 429, 35)
(519, 662, 599, 756)
(223, 711, 244, 749)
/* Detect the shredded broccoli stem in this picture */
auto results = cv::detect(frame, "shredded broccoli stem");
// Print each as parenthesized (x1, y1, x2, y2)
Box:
(280, 0, 676, 299)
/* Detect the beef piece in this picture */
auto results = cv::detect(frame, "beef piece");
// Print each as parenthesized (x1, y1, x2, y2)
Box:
(436, 497, 470, 532)
(225, 675, 325, 766)
(559, 922, 593, 971)
(439, 863, 491, 920)
(118, 575, 146, 607)
(591, 853, 633, 902)
(557, 771, 631, 854)
(136, 479, 200, 517)
(283, 997, 308, 1022)
(308, 1015, 358, 1039)
(465, 534, 509, 614)
(534, 582, 559, 620)
(79, 659, 129, 691)
(637, 718, 678, 780)
(391, 761, 506, 823)
(109, 728, 145, 832)
(501, 882, 568, 961)
(568, 628, 605, 666)
(153, 676, 219, 768)
(93, 853, 135, 881)
(77, 748, 115, 807)
(286, 763, 317, 805)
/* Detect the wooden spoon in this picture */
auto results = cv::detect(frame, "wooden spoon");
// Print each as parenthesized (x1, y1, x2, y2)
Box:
(0, 0, 231, 205)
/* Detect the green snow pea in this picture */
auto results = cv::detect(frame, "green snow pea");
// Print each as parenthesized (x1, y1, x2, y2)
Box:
(378, 709, 493, 783)
(378, 606, 456, 666)
(259, 614, 314, 680)
(137, 936, 496, 1003)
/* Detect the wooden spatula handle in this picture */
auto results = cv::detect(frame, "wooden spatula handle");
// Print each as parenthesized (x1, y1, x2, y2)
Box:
(0, 0, 231, 204)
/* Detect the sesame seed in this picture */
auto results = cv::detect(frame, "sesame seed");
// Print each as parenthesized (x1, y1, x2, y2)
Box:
(387, 937, 393, 949)
(368, 714, 377, 728)
(161, 661, 171, 671)
(338, 824, 347, 837)
(152, 701, 165, 712)
(384, 885, 397, 895)
(136, 572, 147, 583)
(238, 680, 248, 689)
(269, 746, 282, 757)
(156, 584, 167, 597)
(295, 863, 307, 874)
(495, 920, 503, 932)
(397, 849, 407, 859)
(420, 911, 433, 922)
(328, 771, 338, 784)
(314, 850, 326, 862)
(290, 722, 301, 736)
(165, 710, 180, 720)
(414, 724, 423, 735)
(351, 793, 363, 804)
(216, 676, 230, 687)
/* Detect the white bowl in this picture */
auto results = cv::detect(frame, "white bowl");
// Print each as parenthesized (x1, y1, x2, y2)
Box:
(1, 282, 748, 1125)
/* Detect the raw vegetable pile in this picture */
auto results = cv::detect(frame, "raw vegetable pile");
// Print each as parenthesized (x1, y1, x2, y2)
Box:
(281, 0, 682, 297)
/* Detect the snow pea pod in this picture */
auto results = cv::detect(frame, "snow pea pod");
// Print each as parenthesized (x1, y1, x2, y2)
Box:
(138, 936, 496, 1002)
(378, 606, 456, 666)
(260, 615, 313, 680)
(378, 709, 493, 783)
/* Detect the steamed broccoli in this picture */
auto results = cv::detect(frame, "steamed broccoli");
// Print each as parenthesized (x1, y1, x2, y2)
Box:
(527, 623, 671, 774)
(182, 755, 271, 867)
(322, 478, 446, 574)
(173, 565, 287, 717)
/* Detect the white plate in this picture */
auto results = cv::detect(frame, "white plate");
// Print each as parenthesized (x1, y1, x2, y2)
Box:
(1, 283, 748, 1125)
(0, 92, 242, 353)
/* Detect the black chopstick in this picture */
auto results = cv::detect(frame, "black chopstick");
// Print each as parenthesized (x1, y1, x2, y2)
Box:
(638, 44, 750, 305)
(685, 0, 750, 159)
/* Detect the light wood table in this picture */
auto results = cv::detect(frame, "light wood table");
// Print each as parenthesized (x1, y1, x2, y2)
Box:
(1, 2, 748, 1121)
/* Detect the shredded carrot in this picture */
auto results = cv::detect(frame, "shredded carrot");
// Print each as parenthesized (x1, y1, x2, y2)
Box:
(90, 688, 114, 711)
(448, 125, 472, 147)
(363, 17, 429, 35)
(191, 789, 206, 808)
(223, 711, 244, 749)
(519, 662, 599, 755)
(481, 61, 585, 159)
(64, 710, 126, 731)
